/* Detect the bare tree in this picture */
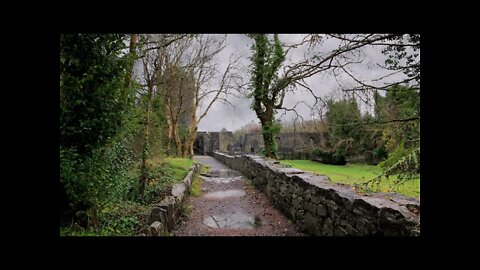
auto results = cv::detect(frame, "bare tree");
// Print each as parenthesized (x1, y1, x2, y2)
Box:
(182, 34, 241, 158)
(258, 34, 420, 131)
(136, 34, 187, 196)
(124, 34, 138, 89)
(160, 34, 241, 158)
(138, 37, 160, 196)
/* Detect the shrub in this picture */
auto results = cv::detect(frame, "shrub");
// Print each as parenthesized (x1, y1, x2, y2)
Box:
(379, 143, 410, 170)
(311, 148, 346, 165)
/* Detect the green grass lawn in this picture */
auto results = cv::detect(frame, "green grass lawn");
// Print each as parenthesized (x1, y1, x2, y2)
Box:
(144, 157, 195, 202)
(163, 157, 195, 180)
(279, 160, 420, 199)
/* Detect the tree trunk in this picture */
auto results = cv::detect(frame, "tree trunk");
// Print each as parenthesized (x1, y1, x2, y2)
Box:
(172, 121, 182, 157)
(124, 34, 137, 89)
(188, 125, 197, 158)
(183, 104, 198, 159)
(182, 126, 197, 159)
(260, 107, 278, 159)
(139, 83, 153, 197)
(165, 101, 172, 154)
(182, 132, 190, 158)
(261, 126, 277, 159)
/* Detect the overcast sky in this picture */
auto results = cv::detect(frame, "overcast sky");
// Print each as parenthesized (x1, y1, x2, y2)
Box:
(161, 34, 414, 132)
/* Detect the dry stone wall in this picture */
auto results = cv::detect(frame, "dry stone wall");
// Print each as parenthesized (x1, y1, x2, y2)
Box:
(213, 152, 420, 236)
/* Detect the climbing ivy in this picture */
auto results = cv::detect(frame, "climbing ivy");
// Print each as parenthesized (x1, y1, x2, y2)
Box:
(248, 34, 286, 158)
(60, 34, 137, 227)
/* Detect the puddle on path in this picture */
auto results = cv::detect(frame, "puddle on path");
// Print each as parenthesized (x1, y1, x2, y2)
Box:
(201, 169, 243, 183)
(203, 212, 255, 229)
(200, 170, 241, 177)
(201, 176, 243, 184)
(203, 189, 246, 199)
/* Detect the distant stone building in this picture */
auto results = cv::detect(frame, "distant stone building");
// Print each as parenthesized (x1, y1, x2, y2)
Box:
(194, 129, 330, 159)
(194, 130, 236, 156)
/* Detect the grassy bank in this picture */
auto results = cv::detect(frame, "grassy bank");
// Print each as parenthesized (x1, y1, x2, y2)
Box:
(279, 160, 420, 199)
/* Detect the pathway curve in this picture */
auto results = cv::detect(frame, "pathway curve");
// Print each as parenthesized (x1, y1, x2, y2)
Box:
(173, 155, 303, 236)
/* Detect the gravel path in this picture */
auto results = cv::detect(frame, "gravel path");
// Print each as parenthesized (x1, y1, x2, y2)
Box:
(173, 155, 303, 236)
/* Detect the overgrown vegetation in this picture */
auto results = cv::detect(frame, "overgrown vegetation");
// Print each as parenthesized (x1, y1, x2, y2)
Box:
(60, 34, 138, 228)
(248, 34, 286, 158)
(181, 204, 193, 219)
(61, 156, 194, 235)
(190, 175, 203, 197)
(323, 84, 419, 187)
(324, 97, 385, 164)
(140, 157, 194, 204)
(60, 201, 150, 236)
(60, 33, 221, 236)
(311, 148, 346, 165)
(253, 215, 262, 228)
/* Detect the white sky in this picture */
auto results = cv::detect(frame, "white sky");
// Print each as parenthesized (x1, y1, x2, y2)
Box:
(197, 34, 414, 132)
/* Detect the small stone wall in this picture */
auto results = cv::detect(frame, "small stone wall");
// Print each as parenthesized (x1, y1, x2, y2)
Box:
(137, 163, 201, 236)
(213, 152, 420, 236)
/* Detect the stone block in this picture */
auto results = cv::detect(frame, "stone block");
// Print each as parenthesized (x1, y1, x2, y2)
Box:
(149, 207, 167, 225)
(322, 217, 334, 236)
(149, 221, 164, 236)
(296, 209, 305, 221)
(316, 204, 327, 217)
(334, 226, 348, 236)
(292, 196, 303, 210)
(304, 212, 323, 236)
(303, 202, 316, 215)
(345, 224, 360, 236)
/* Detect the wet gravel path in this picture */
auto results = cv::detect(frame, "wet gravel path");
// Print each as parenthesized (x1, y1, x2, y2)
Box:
(173, 155, 303, 236)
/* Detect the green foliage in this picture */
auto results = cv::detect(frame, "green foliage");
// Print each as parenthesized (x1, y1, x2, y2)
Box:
(372, 145, 388, 161)
(376, 85, 419, 152)
(140, 157, 194, 204)
(325, 98, 382, 162)
(61, 201, 150, 236)
(60, 34, 132, 155)
(365, 146, 420, 193)
(310, 148, 346, 165)
(60, 133, 137, 223)
(261, 120, 282, 157)
(368, 85, 420, 189)
(372, 85, 420, 186)
(200, 164, 210, 174)
(181, 204, 193, 219)
(379, 143, 410, 170)
(327, 98, 362, 140)
(190, 174, 203, 197)
(326, 85, 419, 167)
(60, 34, 138, 225)
(248, 34, 286, 158)
(61, 157, 194, 236)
